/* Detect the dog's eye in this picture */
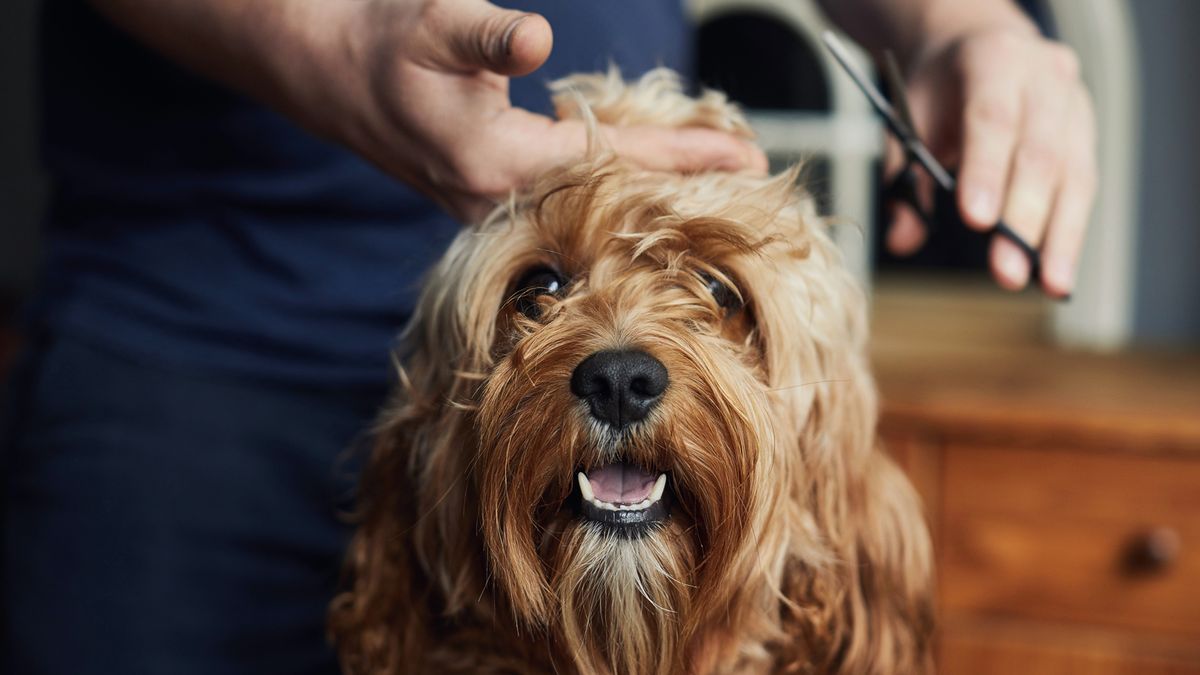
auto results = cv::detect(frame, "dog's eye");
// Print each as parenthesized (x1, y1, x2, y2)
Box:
(514, 267, 567, 319)
(700, 272, 743, 315)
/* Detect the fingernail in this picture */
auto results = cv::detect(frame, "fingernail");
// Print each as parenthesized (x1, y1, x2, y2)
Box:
(967, 188, 997, 225)
(750, 147, 769, 173)
(750, 148, 769, 174)
(997, 243, 1030, 288)
(1047, 256, 1075, 296)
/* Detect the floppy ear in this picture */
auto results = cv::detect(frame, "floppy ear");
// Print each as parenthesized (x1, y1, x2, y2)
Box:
(837, 450, 936, 673)
(328, 400, 426, 675)
(329, 218, 530, 673)
(748, 204, 934, 673)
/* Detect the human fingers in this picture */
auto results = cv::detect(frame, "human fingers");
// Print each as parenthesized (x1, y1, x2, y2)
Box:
(490, 112, 767, 179)
(414, 0, 552, 76)
(883, 136, 922, 255)
(992, 43, 1076, 289)
(881, 133, 937, 256)
(887, 204, 928, 256)
(431, 110, 768, 222)
(955, 33, 1025, 231)
(605, 124, 769, 174)
(1038, 86, 1097, 298)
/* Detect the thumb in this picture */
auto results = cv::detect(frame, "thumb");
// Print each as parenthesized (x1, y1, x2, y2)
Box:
(427, 1, 552, 76)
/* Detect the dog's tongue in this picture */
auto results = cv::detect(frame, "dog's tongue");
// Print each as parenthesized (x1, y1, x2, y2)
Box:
(586, 462, 658, 504)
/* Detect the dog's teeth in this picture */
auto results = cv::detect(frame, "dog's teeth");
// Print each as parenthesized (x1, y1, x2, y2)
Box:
(579, 472, 668, 512)
(578, 472, 595, 502)
(651, 474, 667, 502)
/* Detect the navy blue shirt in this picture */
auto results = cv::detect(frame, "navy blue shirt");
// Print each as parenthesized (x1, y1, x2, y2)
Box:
(31, 0, 692, 384)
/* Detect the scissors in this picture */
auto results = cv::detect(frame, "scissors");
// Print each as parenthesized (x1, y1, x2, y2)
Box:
(822, 31, 1044, 287)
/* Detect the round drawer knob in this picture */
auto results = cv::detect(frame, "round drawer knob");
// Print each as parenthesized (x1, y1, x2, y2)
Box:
(1123, 526, 1181, 575)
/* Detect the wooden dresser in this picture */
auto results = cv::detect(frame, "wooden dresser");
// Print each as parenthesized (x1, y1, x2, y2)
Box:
(872, 281, 1200, 674)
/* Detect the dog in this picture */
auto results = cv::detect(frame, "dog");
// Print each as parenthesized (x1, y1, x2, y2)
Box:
(329, 69, 934, 675)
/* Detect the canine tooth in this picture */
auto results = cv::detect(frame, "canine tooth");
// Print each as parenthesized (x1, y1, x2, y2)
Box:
(651, 474, 667, 502)
(578, 473, 594, 502)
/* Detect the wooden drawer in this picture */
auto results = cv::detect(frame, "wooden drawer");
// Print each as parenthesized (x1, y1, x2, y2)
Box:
(940, 621, 1200, 675)
(940, 444, 1200, 636)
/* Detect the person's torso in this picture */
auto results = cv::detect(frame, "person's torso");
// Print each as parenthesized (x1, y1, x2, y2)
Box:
(32, 0, 693, 385)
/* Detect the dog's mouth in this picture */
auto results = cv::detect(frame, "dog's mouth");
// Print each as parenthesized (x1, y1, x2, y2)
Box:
(576, 461, 670, 533)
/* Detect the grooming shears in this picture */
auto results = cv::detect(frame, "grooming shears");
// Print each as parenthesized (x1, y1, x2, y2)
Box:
(822, 31, 1044, 286)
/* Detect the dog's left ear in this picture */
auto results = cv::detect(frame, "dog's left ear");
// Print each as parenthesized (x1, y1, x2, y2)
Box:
(750, 223, 935, 672)
(837, 450, 936, 673)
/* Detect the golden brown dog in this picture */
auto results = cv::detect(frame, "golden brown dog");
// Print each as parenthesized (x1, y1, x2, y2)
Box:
(330, 69, 934, 675)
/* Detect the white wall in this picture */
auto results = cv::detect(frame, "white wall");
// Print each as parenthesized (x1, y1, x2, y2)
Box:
(1130, 0, 1200, 344)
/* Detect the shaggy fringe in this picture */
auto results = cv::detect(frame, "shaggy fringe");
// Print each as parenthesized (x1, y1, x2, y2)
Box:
(330, 68, 933, 675)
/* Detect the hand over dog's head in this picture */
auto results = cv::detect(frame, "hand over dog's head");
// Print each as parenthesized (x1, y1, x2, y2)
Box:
(332, 70, 932, 675)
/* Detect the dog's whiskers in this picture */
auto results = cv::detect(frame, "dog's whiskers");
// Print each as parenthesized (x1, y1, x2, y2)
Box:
(767, 378, 849, 392)
(445, 398, 478, 412)
(453, 369, 488, 381)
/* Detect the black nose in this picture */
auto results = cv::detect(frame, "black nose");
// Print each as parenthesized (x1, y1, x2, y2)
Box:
(570, 349, 669, 429)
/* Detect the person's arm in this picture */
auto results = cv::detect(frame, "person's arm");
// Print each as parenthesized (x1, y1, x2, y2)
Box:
(818, 0, 1037, 68)
(819, 0, 1096, 298)
(87, 0, 766, 223)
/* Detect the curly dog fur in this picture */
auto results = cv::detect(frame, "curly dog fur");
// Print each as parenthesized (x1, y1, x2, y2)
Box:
(330, 69, 934, 675)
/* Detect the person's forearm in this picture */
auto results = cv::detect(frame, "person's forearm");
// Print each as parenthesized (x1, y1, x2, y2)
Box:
(817, 0, 1036, 67)
(86, 0, 364, 139)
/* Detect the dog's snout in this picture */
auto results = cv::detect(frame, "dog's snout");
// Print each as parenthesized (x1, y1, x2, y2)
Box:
(570, 350, 668, 429)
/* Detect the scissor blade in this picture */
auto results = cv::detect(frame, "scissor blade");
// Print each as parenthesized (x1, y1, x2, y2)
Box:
(822, 33, 911, 140)
(882, 51, 915, 132)
(823, 32, 1047, 288)
(822, 31, 956, 191)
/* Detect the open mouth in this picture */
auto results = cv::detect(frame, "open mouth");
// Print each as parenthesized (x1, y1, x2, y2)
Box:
(576, 461, 670, 532)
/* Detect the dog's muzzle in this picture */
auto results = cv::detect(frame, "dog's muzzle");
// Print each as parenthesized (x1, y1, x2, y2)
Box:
(571, 349, 671, 532)
(577, 464, 669, 531)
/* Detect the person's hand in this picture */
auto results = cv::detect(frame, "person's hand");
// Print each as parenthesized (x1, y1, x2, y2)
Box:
(322, 0, 767, 223)
(884, 27, 1097, 297)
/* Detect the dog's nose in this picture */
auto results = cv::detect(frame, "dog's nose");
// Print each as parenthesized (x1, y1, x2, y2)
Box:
(570, 349, 669, 429)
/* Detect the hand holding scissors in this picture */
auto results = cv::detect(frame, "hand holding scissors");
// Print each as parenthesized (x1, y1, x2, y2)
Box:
(824, 31, 1090, 300)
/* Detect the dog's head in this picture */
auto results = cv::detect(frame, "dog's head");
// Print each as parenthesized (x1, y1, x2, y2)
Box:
(332, 71, 931, 675)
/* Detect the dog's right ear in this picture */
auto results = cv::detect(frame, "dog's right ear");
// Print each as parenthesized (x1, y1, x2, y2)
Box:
(402, 215, 535, 402)
(329, 419, 424, 674)
(330, 218, 535, 673)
